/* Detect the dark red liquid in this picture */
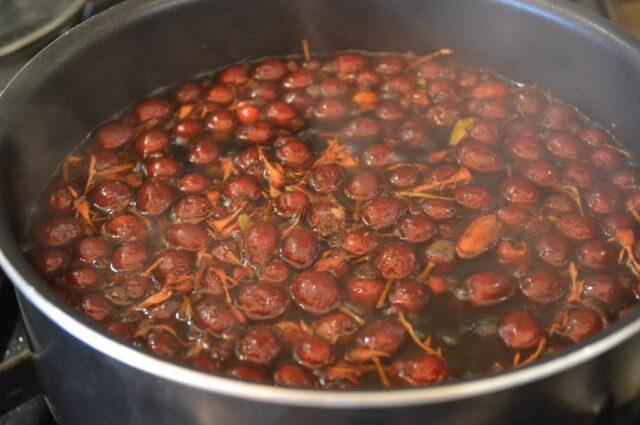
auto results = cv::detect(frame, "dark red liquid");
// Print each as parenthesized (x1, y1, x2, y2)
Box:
(26, 51, 640, 389)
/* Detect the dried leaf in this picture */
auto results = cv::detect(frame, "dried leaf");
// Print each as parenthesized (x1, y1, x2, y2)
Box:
(238, 213, 252, 233)
(73, 198, 92, 226)
(84, 154, 97, 194)
(449, 118, 475, 146)
(261, 150, 286, 186)
(207, 208, 243, 233)
(412, 167, 472, 193)
(137, 288, 172, 309)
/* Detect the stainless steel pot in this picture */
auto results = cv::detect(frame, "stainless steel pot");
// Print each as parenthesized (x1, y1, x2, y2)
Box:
(2, 0, 640, 423)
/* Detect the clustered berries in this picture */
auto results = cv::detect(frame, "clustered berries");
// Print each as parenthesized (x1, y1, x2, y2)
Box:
(28, 48, 640, 388)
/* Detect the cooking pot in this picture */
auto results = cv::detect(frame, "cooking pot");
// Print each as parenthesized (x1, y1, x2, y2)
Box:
(1, 0, 640, 423)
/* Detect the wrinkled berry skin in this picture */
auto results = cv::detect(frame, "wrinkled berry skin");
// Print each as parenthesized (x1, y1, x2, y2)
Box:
(25, 49, 640, 390)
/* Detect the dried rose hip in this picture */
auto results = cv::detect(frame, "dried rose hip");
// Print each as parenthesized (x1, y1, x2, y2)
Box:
(290, 271, 342, 315)
(28, 51, 640, 389)
(273, 363, 313, 388)
(520, 267, 565, 303)
(236, 327, 282, 365)
(554, 306, 603, 343)
(375, 244, 419, 279)
(281, 227, 318, 269)
(294, 335, 335, 369)
(391, 355, 448, 387)
(236, 283, 290, 320)
(194, 300, 239, 336)
(498, 310, 544, 350)
(457, 271, 514, 307)
(345, 318, 406, 362)
(345, 277, 385, 310)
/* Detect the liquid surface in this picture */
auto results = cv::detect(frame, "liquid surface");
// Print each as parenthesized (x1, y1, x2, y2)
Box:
(25, 49, 640, 389)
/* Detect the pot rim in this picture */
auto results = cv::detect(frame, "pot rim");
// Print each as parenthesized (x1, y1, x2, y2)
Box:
(2, 0, 640, 409)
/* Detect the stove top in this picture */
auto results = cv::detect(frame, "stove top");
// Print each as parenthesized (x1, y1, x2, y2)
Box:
(0, 1, 636, 424)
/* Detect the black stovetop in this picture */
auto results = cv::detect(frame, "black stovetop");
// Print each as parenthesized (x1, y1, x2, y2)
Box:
(0, 1, 631, 424)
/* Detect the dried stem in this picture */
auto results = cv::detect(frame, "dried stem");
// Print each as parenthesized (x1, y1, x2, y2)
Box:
(338, 305, 366, 326)
(220, 157, 237, 182)
(65, 185, 92, 226)
(397, 310, 443, 357)
(408, 48, 455, 70)
(566, 261, 584, 303)
(616, 228, 640, 275)
(394, 191, 455, 200)
(372, 356, 390, 388)
(301, 38, 311, 62)
(326, 362, 375, 384)
(417, 262, 436, 283)
(313, 139, 359, 169)
(604, 144, 631, 158)
(376, 279, 394, 309)
(211, 266, 233, 303)
(411, 167, 472, 193)
(515, 338, 547, 368)
(96, 163, 134, 178)
(142, 257, 164, 277)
